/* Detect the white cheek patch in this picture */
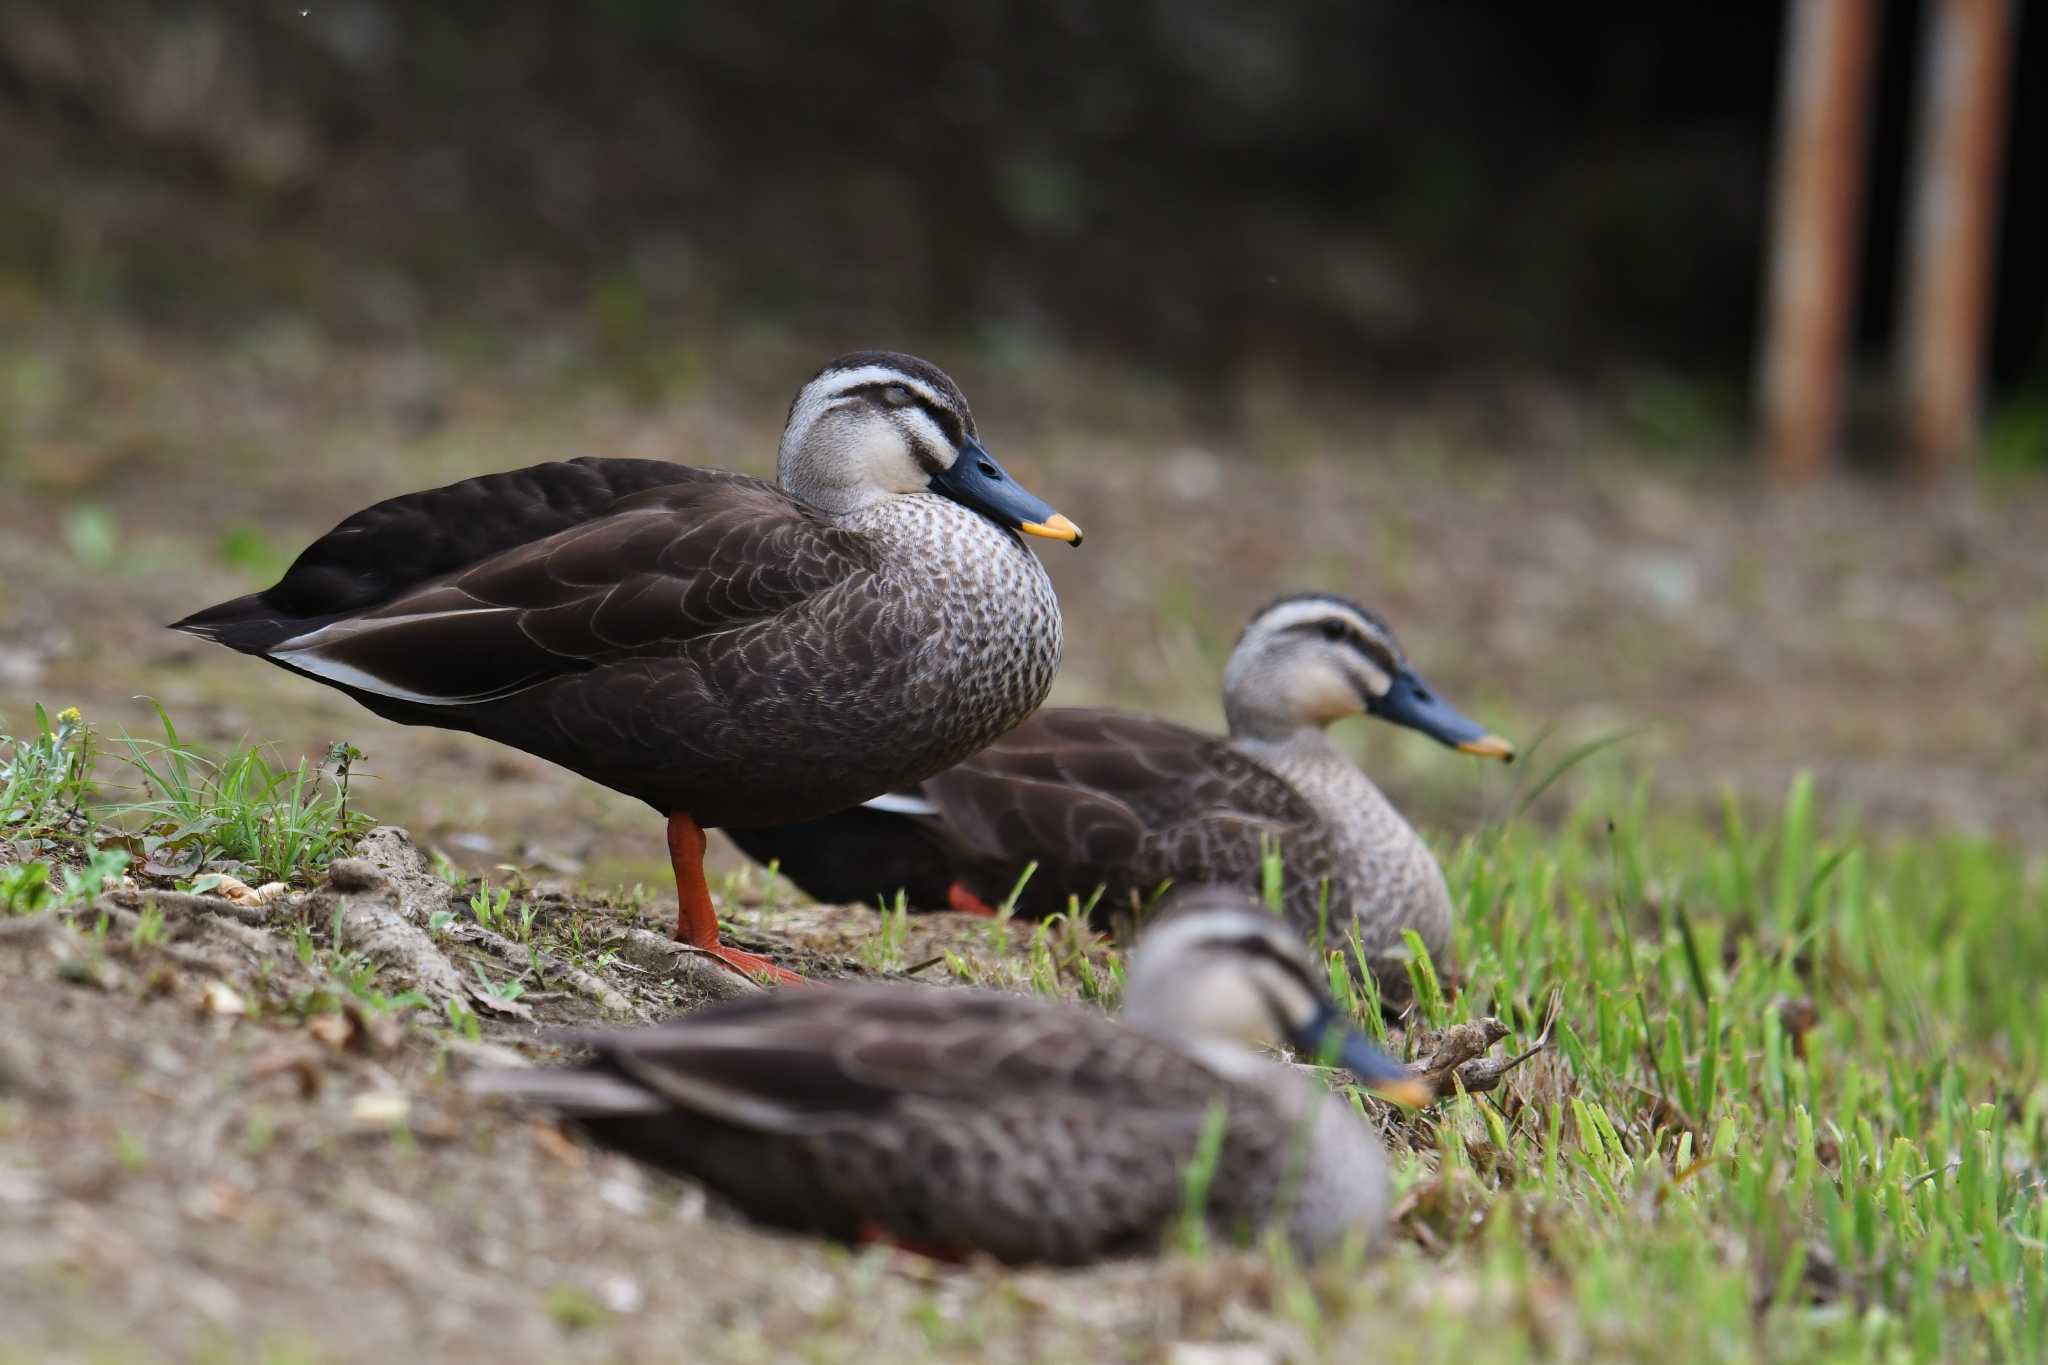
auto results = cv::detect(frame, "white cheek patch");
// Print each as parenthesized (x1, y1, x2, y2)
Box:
(1296, 662, 1366, 723)
(897, 406, 951, 463)
(1354, 661, 1392, 699)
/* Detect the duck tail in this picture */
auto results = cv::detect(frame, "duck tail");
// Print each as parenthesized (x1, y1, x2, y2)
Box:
(462, 1065, 668, 1118)
(168, 593, 303, 656)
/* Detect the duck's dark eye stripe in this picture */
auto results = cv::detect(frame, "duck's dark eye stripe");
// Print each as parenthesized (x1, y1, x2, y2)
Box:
(844, 381, 966, 448)
(1297, 618, 1397, 673)
(1222, 934, 1322, 994)
(916, 398, 963, 446)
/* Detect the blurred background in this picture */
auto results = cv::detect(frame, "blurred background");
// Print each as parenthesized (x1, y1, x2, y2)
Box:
(1, 0, 2043, 886)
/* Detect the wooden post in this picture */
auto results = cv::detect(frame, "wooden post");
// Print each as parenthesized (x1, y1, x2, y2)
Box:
(1898, 0, 2015, 478)
(1757, 0, 1879, 480)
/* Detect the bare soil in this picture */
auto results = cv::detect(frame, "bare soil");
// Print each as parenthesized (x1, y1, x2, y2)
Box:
(0, 829, 1539, 1364)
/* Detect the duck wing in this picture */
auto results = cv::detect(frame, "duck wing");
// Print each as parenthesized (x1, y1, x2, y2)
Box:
(919, 708, 1330, 907)
(176, 458, 708, 646)
(175, 461, 875, 710)
(472, 983, 1285, 1263)
(497, 983, 1219, 1135)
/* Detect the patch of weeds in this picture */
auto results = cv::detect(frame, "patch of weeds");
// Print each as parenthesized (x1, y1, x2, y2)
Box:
(0, 860, 56, 915)
(327, 950, 381, 1001)
(130, 903, 166, 948)
(0, 704, 99, 843)
(430, 849, 467, 887)
(468, 882, 512, 932)
(214, 523, 294, 584)
(111, 700, 373, 884)
(542, 1285, 610, 1332)
(0, 846, 126, 918)
(1171, 1100, 1231, 1257)
(60, 502, 120, 570)
(444, 999, 482, 1041)
(111, 1129, 149, 1173)
(62, 847, 129, 902)
(471, 962, 528, 1003)
(861, 892, 911, 971)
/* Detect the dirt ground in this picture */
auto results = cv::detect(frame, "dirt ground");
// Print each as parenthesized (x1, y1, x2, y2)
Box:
(3, 307, 2046, 1361)
(0, 828, 1530, 1364)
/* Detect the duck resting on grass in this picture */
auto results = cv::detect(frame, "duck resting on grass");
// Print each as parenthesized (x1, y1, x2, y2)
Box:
(468, 886, 1426, 1264)
(730, 593, 1511, 993)
(172, 352, 1081, 985)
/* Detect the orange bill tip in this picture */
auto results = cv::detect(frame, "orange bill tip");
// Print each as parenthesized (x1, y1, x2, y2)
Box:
(1019, 513, 1084, 546)
(1374, 1075, 1435, 1109)
(1457, 734, 1516, 762)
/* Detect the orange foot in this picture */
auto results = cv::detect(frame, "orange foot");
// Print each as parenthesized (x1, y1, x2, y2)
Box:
(697, 940, 806, 987)
(667, 811, 805, 987)
(946, 882, 1002, 918)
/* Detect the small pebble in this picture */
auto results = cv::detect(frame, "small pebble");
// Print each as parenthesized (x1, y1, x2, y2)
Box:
(326, 859, 385, 894)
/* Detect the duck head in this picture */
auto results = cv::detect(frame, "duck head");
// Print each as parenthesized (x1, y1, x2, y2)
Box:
(1121, 888, 1429, 1105)
(1221, 593, 1513, 757)
(779, 351, 1081, 545)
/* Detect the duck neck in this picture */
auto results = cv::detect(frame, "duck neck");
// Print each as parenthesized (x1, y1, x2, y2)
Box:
(1231, 724, 1455, 964)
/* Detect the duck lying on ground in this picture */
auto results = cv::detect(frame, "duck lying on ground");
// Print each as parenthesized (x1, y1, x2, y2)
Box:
(732, 592, 1509, 991)
(468, 887, 1425, 1264)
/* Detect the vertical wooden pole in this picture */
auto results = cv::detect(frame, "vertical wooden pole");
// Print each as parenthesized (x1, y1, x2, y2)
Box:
(1898, 0, 2015, 478)
(1757, 0, 1879, 480)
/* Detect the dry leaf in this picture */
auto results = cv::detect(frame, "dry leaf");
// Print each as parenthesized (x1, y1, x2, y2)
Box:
(307, 1012, 354, 1050)
(350, 1091, 410, 1129)
(199, 981, 247, 1016)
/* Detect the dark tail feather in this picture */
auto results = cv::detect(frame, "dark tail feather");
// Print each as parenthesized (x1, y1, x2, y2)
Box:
(463, 1065, 667, 1117)
(169, 593, 308, 656)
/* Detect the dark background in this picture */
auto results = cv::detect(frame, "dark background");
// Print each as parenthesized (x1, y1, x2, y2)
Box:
(2, 0, 2042, 445)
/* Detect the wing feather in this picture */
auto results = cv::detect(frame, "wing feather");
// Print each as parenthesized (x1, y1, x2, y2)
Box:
(567, 985, 1217, 1134)
(260, 474, 873, 707)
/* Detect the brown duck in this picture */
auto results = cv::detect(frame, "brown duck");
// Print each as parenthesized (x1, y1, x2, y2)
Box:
(468, 886, 1425, 1264)
(173, 352, 1081, 983)
(730, 593, 1510, 984)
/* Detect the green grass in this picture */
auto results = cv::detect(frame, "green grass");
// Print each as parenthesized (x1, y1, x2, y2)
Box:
(110, 702, 372, 884)
(0, 704, 98, 846)
(1324, 776, 2048, 1361)
(0, 701, 370, 909)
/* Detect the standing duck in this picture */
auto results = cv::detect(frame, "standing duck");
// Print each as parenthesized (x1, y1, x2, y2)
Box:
(730, 593, 1510, 987)
(173, 352, 1081, 983)
(468, 887, 1424, 1264)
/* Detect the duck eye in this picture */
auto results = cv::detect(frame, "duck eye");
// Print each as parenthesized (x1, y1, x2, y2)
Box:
(881, 384, 913, 407)
(1320, 620, 1347, 642)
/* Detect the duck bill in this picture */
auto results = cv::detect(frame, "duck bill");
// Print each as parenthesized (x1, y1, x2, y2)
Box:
(928, 438, 1083, 546)
(1292, 1004, 1432, 1107)
(1368, 666, 1513, 762)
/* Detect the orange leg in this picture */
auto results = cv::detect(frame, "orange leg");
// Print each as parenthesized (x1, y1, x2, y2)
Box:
(945, 881, 1002, 919)
(667, 812, 803, 986)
